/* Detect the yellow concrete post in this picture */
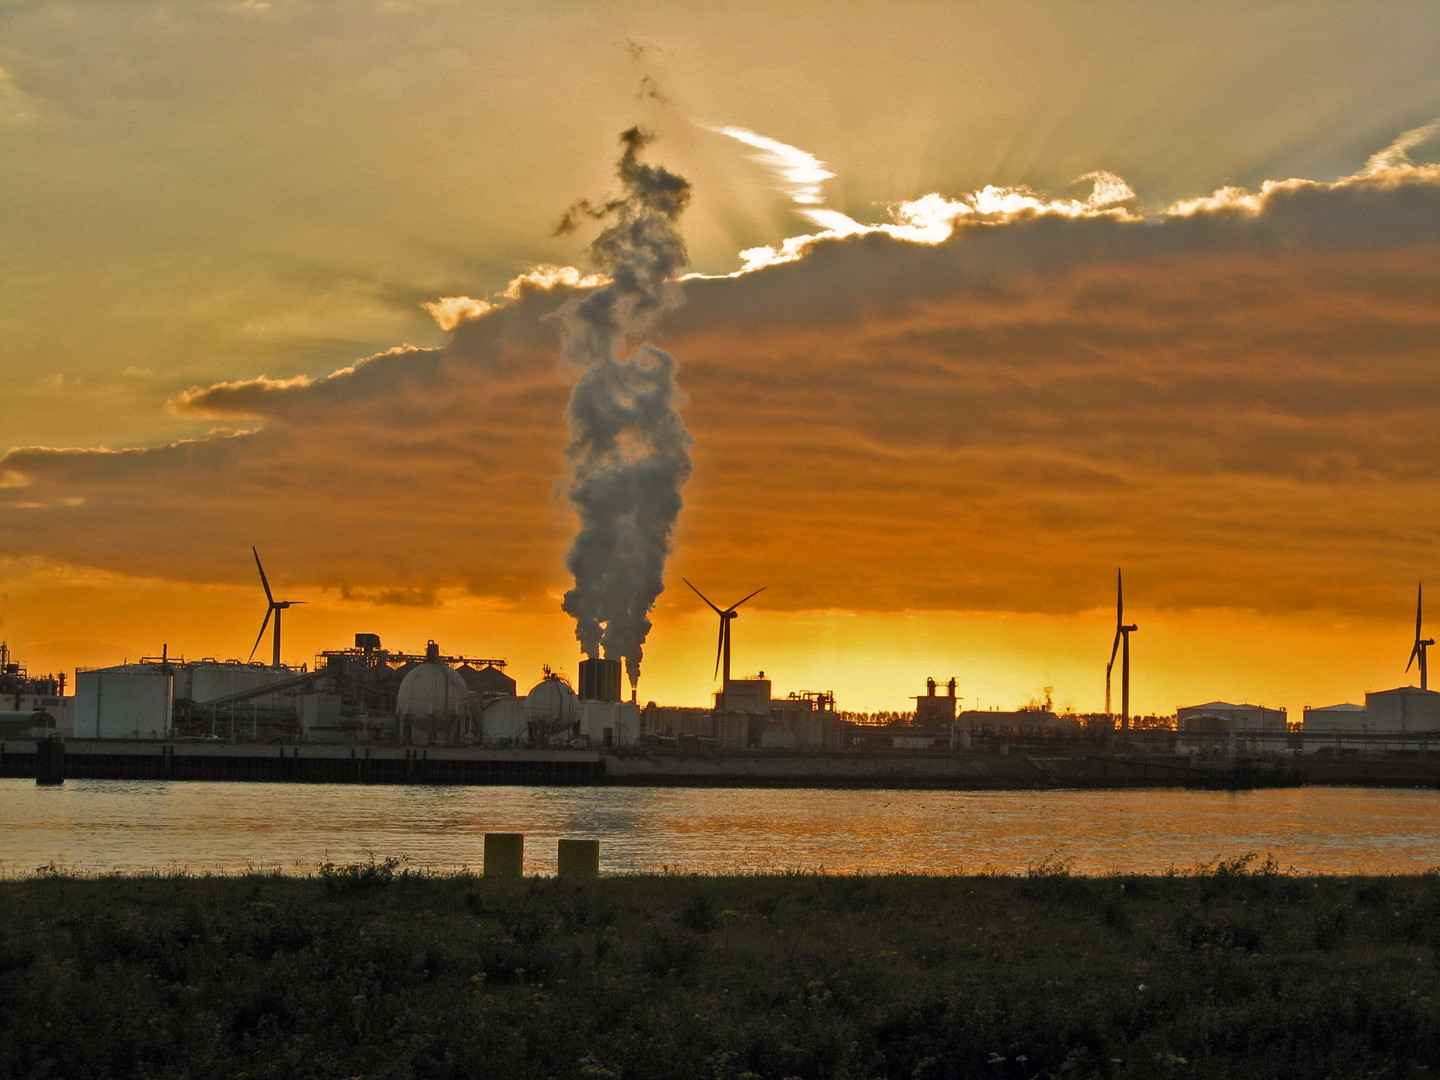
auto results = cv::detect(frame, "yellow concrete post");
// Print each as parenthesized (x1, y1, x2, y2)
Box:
(483, 832, 524, 877)
(557, 838, 600, 878)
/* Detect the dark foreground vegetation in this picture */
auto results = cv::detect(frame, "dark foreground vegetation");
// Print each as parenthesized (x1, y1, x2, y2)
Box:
(4, 859, 1440, 1079)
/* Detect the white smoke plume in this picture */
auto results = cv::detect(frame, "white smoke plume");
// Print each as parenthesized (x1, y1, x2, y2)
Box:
(556, 127, 694, 688)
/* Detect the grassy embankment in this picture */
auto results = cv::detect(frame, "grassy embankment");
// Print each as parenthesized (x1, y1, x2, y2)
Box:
(3, 859, 1439, 1079)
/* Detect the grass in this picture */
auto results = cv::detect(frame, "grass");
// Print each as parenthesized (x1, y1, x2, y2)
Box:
(2, 858, 1439, 1078)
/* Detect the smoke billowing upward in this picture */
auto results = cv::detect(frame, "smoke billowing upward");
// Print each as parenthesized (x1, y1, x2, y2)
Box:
(558, 127, 693, 688)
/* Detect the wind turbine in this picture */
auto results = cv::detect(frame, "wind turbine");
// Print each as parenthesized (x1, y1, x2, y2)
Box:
(683, 579, 765, 705)
(1408, 582, 1433, 691)
(248, 547, 305, 669)
(1105, 568, 1139, 729)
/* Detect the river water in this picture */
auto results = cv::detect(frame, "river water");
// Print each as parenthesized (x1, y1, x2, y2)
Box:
(2, 779, 1437, 876)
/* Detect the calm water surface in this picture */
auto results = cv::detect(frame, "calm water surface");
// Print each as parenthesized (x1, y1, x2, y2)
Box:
(2, 780, 1438, 876)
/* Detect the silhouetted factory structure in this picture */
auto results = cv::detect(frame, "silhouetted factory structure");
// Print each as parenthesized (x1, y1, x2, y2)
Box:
(7, 568, 1440, 771)
(14, 626, 1437, 762)
(0, 641, 70, 739)
(62, 634, 656, 749)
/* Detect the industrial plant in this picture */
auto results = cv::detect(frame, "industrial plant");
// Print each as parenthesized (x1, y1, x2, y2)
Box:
(2, 563, 1440, 789)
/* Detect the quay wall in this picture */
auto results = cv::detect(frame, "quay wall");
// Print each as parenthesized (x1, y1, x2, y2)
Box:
(4, 740, 1440, 789)
(0, 740, 602, 785)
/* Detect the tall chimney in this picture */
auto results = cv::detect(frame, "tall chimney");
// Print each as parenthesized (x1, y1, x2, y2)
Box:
(578, 657, 622, 703)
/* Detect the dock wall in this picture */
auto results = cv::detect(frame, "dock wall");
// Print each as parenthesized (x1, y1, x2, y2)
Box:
(0, 740, 603, 785)
(3, 739, 1440, 789)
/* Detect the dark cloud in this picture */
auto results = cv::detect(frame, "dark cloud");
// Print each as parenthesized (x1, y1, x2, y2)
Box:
(3, 161, 1439, 621)
(170, 345, 445, 420)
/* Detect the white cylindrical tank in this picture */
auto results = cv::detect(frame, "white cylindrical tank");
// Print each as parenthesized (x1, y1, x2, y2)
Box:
(189, 662, 294, 706)
(525, 677, 580, 736)
(1302, 703, 1366, 734)
(169, 663, 193, 702)
(479, 697, 528, 745)
(74, 665, 173, 739)
(1364, 688, 1440, 732)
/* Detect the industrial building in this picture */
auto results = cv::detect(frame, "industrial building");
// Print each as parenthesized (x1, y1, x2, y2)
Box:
(959, 708, 1077, 738)
(709, 674, 845, 750)
(56, 629, 662, 750)
(35, 564, 1440, 768)
(638, 671, 846, 750)
(914, 677, 959, 724)
(0, 642, 71, 738)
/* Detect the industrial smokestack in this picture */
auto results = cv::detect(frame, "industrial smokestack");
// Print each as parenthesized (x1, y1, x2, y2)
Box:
(557, 127, 693, 690)
(578, 657, 623, 703)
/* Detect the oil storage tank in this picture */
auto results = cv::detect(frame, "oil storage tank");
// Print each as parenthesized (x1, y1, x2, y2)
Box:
(188, 661, 294, 707)
(1364, 687, 1440, 732)
(479, 697, 528, 745)
(74, 664, 173, 739)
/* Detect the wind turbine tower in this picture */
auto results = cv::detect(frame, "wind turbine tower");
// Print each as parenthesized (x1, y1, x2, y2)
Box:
(1408, 582, 1433, 691)
(683, 578, 765, 709)
(1105, 568, 1139, 730)
(248, 547, 305, 670)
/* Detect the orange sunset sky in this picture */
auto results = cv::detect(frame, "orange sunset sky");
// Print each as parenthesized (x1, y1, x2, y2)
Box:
(2, 1, 1439, 716)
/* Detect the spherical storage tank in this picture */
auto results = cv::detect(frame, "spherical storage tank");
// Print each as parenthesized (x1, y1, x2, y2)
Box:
(524, 677, 580, 736)
(397, 662, 471, 732)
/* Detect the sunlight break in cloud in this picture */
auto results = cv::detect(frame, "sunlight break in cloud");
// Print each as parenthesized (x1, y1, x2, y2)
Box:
(500, 264, 607, 300)
(421, 296, 492, 332)
(707, 124, 836, 206)
(1363, 118, 1440, 175)
(1077, 169, 1137, 207)
(1163, 184, 1267, 217)
(1165, 117, 1440, 218)
(419, 266, 610, 333)
(169, 373, 314, 417)
(710, 126, 1140, 274)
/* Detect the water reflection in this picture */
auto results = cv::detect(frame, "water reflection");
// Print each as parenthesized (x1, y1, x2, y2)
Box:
(3, 780, 1438, 876)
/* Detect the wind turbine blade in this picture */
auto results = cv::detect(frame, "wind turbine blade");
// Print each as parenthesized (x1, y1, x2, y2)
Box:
(727, 586, 767, 612)
(1116, 568, 1124, 625)
(253, 547, 274, 604)
(1408, 643, 1420, 672)
(1107, 628, 1122, 675)
(1417, 583, 1424, 641)
(714, 619, 726, 681)
(248, 607, 273, 663)
(683, 577, 724, 616)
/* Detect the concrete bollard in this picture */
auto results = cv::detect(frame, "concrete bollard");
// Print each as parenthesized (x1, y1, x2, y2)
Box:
(483, 832, 524, 877)
(557, 839, 600, 879)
